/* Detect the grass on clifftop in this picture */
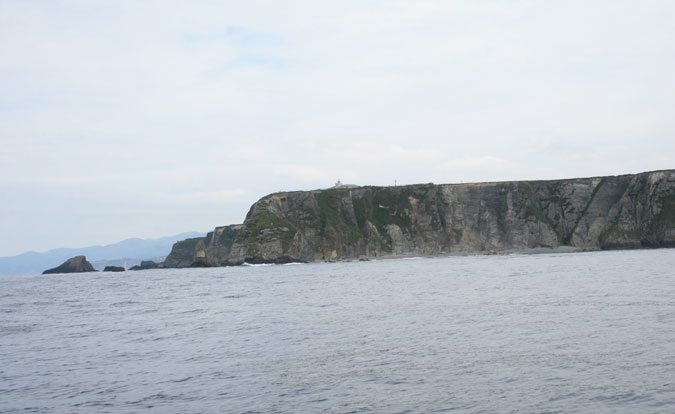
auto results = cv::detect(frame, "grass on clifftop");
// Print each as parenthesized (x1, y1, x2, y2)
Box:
(175, 237, 204, 250)
(218, 226, 241, 248)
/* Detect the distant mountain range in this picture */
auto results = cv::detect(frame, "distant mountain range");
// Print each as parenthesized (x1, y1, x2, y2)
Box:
(0, 232, 205, 276)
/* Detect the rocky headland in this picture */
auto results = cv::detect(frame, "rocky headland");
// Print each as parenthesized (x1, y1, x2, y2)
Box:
(163, 170, 675, 267)
(43, 256, 96, 274)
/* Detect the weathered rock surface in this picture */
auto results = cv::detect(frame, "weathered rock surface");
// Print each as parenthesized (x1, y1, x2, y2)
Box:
(129, 260, 160, 271)
(43, 256, 96, 274)
(103, 266, 125, 272)
(164, 225, 242, 267)
(163, 170, 675, 267)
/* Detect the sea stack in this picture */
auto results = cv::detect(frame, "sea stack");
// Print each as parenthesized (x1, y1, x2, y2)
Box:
(42, 256, 96, 274)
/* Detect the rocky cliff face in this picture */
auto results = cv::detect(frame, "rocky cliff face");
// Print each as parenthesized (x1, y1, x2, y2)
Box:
(163, 170, 675, 267)
(164, 225, 243, 267)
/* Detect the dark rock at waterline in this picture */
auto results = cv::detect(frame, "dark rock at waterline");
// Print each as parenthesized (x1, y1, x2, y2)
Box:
(244, 255, 304, 265)
(103, 266, 125, 272)
(190, 260, 213, 267)
(129, 260, 160, 271)
(43, 256, 96, 274)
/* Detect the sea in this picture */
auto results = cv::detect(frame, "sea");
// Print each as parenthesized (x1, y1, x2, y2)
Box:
(1, 249, 674, 413)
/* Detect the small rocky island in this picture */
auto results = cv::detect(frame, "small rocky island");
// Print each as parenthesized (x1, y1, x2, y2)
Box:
(129, 260, 160, 271)
(103, 266, 125, 272)
(43, 256, 96, 274)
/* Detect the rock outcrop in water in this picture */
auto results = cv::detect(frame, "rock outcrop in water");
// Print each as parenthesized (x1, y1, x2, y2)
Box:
(163, 170, 675, 267)
(43, 256, 96, 274)
(129, 260, 160, 271)
(103, 266, 125, 272)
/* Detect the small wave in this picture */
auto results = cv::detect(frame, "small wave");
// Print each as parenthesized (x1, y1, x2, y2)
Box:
(1, 324, 37, 336)
(317, 303, 339, 308)
(589, 392, 652, 406)
(128, 393, 175, 404)
(110, 301, 142, 307)
(73, 401, 115, 408)
(31, 301, 52, 306)
(151, 333, 181, 342)
(177, 308, 205, 314)
(242, 260, 305, 266)
(170, 376, 193, 383)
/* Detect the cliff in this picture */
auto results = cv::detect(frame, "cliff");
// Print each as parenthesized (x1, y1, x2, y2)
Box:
(164, 225, 243, 267)
(164, 170, 675, 267)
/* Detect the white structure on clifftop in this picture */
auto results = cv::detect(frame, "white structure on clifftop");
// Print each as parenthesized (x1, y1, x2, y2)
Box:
(333, 179, 358, 189)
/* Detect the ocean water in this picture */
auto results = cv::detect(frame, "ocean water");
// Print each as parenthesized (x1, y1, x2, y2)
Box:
(1, 249, 674, 413)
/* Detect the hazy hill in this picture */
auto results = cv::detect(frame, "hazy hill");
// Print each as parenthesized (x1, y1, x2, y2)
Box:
(0, 232, 205, 276)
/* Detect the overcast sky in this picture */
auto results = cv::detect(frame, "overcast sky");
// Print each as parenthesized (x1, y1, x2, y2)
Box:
(1, 1, 674, 256)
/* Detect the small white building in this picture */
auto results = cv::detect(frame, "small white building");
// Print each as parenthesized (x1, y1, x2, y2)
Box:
(333, 179, 358, 189)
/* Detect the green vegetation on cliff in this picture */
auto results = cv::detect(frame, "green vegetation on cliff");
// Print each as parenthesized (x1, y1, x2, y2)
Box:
(243, 211, 297, 253)
(175, 237, 203, 250)
(218, 226, 240, 246)
(657, 193, 675, 227)
(353, 188, 414, 240)
(314, 186, 420, 250)
(316, 190, 361, 243)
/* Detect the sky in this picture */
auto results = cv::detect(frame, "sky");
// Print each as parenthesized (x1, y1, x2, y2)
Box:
(1, 0, 674, 256)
